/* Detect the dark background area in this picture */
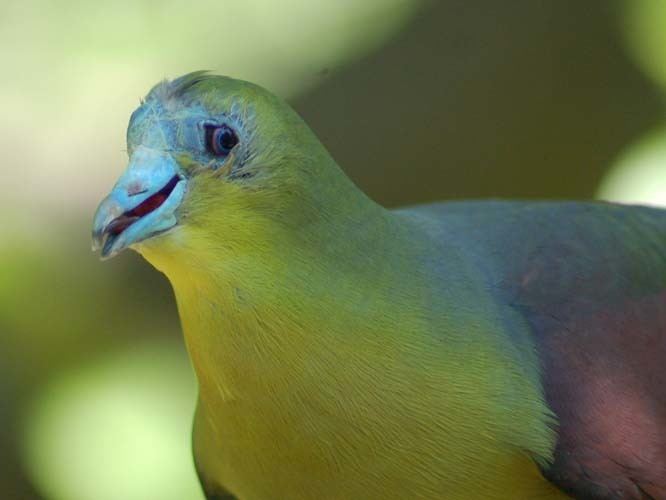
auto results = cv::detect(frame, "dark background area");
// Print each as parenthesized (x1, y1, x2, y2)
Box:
(297, 1, 660, 206)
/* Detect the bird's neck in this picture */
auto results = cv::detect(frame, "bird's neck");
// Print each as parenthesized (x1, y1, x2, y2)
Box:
(140, 196, 426, 409)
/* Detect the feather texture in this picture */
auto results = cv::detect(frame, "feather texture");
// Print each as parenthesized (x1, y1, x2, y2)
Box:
(109, 74, 666, 499)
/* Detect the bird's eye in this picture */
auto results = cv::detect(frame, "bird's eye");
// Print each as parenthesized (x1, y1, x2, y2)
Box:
(205, 124, 239, 157)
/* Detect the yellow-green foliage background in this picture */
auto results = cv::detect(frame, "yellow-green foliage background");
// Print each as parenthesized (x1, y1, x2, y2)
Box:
(1, 1, 665, 499)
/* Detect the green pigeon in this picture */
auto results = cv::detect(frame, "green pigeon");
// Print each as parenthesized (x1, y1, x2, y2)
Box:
(93, 72, 666, 499)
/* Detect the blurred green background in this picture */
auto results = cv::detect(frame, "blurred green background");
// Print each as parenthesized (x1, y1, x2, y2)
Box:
(1, 1, 665, 499)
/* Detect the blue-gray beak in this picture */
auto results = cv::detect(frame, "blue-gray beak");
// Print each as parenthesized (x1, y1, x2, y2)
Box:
(92, 146, 187, 259)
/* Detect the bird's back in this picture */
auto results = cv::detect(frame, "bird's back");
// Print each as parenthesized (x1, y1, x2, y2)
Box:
(399, 200, 666, 499)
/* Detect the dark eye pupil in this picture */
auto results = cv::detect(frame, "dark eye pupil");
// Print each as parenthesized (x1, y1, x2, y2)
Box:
(206, 124, 238, 156)
(216, 127, 236, 151)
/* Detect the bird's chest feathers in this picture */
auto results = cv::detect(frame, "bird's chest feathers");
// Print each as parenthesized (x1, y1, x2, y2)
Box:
(176, 278, 391, 492)
(170, 277, 561, 500)
(172, 272, 345, 417)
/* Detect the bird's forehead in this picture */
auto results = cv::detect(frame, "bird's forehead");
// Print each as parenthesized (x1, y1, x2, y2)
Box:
(127, 98, 209, 153)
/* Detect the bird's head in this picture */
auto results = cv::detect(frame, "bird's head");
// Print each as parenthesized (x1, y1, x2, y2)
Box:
(92, 72, 357, 272)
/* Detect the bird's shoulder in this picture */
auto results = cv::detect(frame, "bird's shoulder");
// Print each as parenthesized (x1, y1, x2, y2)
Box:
(396, 200, 666, 499)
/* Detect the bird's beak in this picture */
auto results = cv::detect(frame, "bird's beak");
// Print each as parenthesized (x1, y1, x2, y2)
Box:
(92, 146, 187, 259)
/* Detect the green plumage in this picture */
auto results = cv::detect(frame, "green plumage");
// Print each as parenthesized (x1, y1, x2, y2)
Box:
(93, 73, 666, 499)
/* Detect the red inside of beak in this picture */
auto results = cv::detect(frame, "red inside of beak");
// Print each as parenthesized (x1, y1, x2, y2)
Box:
(106, 175, 180, 237)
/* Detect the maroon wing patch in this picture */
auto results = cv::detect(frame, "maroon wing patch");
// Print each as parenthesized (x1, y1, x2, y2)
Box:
(422, 200, 666, 498)
(527, 291, 666, 499)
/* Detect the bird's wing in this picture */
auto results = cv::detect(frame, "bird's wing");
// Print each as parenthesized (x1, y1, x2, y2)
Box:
(402, 201, 666, 499)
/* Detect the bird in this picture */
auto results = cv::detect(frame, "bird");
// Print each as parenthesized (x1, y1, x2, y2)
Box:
(92, 71, 666, 500)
